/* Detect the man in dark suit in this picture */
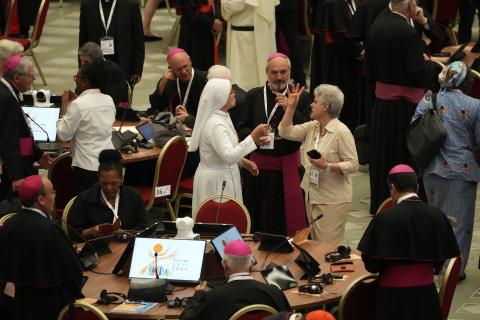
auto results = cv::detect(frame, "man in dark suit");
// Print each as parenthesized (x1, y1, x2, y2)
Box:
(0, 175, 84, 320)
(78, 42, 129, 106)
(79, 0, 145, 85)
(0, 55, 51, 201)
(180, 240, 291, 320)
(358, 164, 460, 320)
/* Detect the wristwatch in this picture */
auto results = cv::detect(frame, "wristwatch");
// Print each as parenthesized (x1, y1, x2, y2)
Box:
(326, 163, 332, 172)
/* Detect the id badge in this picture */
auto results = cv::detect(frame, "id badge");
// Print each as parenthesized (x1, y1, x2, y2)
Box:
(101, 36, 115, 55)
(260, 132, 275, 150)
(309, 167, 320, 188)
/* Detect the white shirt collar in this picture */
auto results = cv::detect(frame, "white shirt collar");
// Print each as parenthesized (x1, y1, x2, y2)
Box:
(389, 3, 415, 27)
(397, 193, 418, 204)
(22, 206, 48, 218)
(228, 272, 254, 283)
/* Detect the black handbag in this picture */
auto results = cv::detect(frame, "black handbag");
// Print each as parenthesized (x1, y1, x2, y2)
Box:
(407, 92, 447, 168)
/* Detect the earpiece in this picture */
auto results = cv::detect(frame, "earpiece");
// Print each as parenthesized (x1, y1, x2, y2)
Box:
(298, 283, 324, 294)
(97, 289, 126, 305)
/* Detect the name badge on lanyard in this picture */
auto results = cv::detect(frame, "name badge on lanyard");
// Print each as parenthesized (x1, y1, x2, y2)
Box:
(260, 85, 288, 150)
(309, 167, 320, 188)
(99, 0, 117, 55)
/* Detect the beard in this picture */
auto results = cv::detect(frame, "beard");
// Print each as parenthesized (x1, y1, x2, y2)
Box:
(268, 79, 289, 92)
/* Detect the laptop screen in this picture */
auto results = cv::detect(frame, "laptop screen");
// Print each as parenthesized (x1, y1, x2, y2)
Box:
(136, 122, 153, 142)
(22, 107, 60, 141)
(211, 226, 243, 260)
(129, 238, 206, 282)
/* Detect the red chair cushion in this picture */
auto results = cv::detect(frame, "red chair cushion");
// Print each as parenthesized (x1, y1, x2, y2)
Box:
(0, 36, 31, 50)
(59, 307, 105, 320)
(236, 310, 275, 320)
(178, 176, 194, 193)
(50, 155, 74, 218)
(196, 200, 248, 233)
(470, 76, 480, 99)
(134, 185, 166, 206)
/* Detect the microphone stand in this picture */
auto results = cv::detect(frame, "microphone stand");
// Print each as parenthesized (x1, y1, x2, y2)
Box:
(214, 181, 226, 223)
(25, 113, 61, 152)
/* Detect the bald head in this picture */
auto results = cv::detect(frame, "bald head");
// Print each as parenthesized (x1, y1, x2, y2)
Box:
(167, 51, 192, 82)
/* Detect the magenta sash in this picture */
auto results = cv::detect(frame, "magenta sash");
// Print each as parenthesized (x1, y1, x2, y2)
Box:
(375, 82, 425, 104)
(250, 150, 307, 236)
(379, 263, 434, 287)
(20, 137, 34, 156)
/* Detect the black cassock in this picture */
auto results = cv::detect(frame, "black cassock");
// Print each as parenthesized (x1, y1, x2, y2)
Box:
(239, 85, 310, 235)
(366, 12, 438, 214)
(310, 0, 364, 131)
(358, 197, 460, 320)
(176, 0, 219, 71)
(180, 279, 291, 320)
(0, 209, 84, 320)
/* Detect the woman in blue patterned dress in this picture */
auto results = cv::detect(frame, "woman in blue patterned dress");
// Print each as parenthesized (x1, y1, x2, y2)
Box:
(412, 61, 480, 280)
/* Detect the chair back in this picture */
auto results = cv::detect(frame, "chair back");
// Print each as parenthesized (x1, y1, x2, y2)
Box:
(470, 70, 480, 99)
(3, 0, 16, 36)
(31, 0, 50, 48)
(228, 304, 277, 320)
(432, 0, 459, 26)
(338, 274, 378, 320)
(57, 302, 108, 320)
(194, 195, 251, 233)
(62, 196, 77, 236)
(48, 152, 74, 218)
(438, 256, 462, 320)
(376, 197, 394, 214)
(0, 212, 16, 225)
(147, 136, 188, 210)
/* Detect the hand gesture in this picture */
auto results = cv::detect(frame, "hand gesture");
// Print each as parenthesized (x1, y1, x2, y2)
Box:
(286, 84, 305, 110)
(38, 152, 56, 170)
(212, 19, 224, 33)
(309, 153, 328, 169)
(242, 158, 259, 176)
(163, 68, 176, 81)
(175, 105, 189, 123)
(250, 124, 270, 146)
(195, 281, 208, 292)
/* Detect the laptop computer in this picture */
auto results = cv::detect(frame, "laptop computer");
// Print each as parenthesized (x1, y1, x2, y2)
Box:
(129, 237, 206, 285)
(22, 106, 62, 151)
(160, 221, 234, 238)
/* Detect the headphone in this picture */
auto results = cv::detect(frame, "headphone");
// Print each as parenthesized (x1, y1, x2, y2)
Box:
(167, 297, 188, 308)
(311, 273, 334, 284)
(325, 245, 351, 262)
(298, 282, 324, 294)
(97, 289, 126, 305)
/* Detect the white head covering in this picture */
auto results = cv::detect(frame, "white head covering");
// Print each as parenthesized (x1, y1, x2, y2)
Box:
(188, 78, 232, 152)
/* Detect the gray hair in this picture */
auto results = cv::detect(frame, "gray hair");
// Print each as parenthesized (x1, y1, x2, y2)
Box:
(0, 39, 23, 61)
(314, 84, 344, 118)
(207, 65, 231, 80)
(223, 253, 253, 272)
(3, 57, 34, 80)
(78, 42, 104, 61)
(391, 0, 410, 10)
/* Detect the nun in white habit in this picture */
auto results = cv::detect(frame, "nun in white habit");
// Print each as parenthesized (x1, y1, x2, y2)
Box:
(189, 78, 269, 214)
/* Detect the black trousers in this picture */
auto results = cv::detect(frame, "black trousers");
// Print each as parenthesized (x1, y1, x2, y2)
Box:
(73, 166, 97, 195)
(458, 0, 480, 43)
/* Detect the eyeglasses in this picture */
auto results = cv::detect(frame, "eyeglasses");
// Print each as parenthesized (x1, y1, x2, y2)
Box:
(19, 73, 34, 79)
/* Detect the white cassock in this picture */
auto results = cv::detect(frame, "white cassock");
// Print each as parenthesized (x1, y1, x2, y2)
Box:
(222, 0, 279, 91)
(192, 110, 256, 214)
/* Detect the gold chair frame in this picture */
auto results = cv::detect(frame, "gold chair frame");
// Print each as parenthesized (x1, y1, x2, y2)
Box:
(228, 304, 278, 320)
(57, 301, 109, 320)
(61, 196, 77, 237)
(376, 197, 393, 214)
(338, 274, 378, 320)
(0, 213, 16, 225)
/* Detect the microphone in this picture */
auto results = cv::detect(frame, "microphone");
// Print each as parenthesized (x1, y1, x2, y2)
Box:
(155, 252, 159, 279)
(113, 82, 137, 151)
(25, 113, 51, 142)
(214, 181, 227, 223)
(259, 214, 324, 271)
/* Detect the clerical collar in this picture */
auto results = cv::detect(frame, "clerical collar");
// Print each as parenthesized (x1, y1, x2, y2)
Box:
(22, 206, 48, 218)
(397, 193, 418, 204)
(228, 272, 254, 283)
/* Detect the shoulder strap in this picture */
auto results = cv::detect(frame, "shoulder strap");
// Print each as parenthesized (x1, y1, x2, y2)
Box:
(432, 92, 437, 112)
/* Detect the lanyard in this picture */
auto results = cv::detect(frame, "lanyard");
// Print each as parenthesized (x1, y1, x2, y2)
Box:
(263, 85, 288, 125)
(344, 0, 356, 16)
(101, 189, 120, 223)
(176, 68, 195, 107)
(314, 124, 328, 151)
(99, 0, 117, 36)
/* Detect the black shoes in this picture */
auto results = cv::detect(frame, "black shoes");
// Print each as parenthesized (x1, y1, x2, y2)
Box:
(144, 35, 163, 42)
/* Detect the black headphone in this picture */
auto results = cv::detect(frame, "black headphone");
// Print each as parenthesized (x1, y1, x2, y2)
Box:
(97, 289, 126, 305)
(325, 245, 351, 262)
(311, 273, 334, 284)
(298, 282, 324, 294)
(167, 297, 188, 308)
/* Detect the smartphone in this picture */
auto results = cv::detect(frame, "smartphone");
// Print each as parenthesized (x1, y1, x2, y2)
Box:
(307, 149, 321, 159)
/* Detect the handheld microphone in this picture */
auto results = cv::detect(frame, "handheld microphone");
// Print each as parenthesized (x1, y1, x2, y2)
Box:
(25, 113, 51, 142)
(259, 214, 324, 271)
(214, 181, 227, 223)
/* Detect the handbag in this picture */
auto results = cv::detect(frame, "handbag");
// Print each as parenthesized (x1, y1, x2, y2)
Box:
(407, 92, 447, 168)
(151, 112, 186, 147)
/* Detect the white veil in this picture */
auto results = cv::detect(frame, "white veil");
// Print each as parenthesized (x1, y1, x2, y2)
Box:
(188, 78, 232, 152)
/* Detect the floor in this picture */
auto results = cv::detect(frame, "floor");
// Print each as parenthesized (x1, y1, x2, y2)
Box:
(33, 1, 480, 318)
